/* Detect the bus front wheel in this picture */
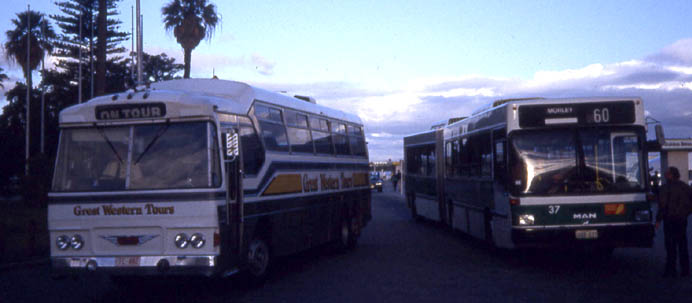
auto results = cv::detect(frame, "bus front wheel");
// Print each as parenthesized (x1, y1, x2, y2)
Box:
(246, 237, 271, 282)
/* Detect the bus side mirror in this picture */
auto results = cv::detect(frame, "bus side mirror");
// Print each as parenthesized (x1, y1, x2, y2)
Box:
(224, 131, 239, 161)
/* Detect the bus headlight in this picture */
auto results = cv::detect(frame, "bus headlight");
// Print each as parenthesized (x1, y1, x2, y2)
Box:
(190, 233, 205, 249)
(70, 234, 84, 250)
(56, 235, 70, 250)
(635, 210, 651, 222)
(175, 233, 189, 249)
(518, 214, 535, 225)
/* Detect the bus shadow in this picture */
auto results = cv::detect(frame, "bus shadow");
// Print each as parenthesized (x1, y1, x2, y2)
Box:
(412, 215, 657, 280)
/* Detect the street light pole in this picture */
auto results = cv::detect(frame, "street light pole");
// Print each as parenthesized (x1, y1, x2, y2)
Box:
(40, 21, 46, 155)
(78, 13, 82, 104)
(136, 0, 142, 84)
(25, 4, 31, 176)
(90, 8, 94, 99)
(41, 57, 45, 155)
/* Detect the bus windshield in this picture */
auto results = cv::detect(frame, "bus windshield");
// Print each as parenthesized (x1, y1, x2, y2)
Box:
(53, 121, 221, 192)
(509, 128, 645, 196)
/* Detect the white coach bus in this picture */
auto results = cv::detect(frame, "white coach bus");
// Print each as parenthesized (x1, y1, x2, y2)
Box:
(48, 79, 371, 280)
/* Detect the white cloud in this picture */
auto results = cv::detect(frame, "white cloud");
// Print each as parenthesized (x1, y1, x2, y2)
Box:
(250, 53, 276, 76)
(294, 38, 692, 161)
(142, 46, 276, 77)
(647, 38, 692, 65)
(531, 63, 612, 84)
(134, 38, 692, 161)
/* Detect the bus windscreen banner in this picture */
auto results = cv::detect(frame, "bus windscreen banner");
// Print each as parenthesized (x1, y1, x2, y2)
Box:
(95, 103, 167, 120)
(518, 101, 635, 127)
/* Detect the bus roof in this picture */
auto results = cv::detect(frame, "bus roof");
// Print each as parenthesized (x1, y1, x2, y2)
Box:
(403, 128, 441, 146)
(59, 79, 362, 125)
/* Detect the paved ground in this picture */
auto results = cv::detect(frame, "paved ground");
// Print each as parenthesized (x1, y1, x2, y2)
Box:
(2, 184, 692, 303)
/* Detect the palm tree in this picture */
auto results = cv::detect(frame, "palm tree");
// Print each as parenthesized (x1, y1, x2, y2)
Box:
(0, 67, 8, 89)
(4, 9, 56, 90)
(162, 0, 220, 79)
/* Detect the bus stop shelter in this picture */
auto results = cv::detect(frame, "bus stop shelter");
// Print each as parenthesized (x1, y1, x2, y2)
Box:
(659, 138, 692, 184)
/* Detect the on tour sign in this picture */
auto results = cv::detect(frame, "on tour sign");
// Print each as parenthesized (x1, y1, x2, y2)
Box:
(95, 103, 167, 120)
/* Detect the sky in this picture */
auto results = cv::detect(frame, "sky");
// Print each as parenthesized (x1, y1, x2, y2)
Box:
(1, 0, 692, 161)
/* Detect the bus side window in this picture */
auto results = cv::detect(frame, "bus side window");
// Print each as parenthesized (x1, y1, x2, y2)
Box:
(445, 142, 453, 177)
(255, 104, 289, 152)
(453, 139, 460, 177)
(406, 148, 418, 174)
(286, 111, 313, 153)
(459, 138, 470, 176)
(348, 125, 366, 157)
(480, 134, 492, 177)
(333, 122, 350, 155)
(493, 129, 507, 181)
(239, 116, 265, 176)
(310, 117, 333, 154)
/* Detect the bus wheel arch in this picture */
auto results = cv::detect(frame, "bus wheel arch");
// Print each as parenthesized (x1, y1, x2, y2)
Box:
(245, 218, 273, 281)
(246, 237, 271, 281)
(336, 207, 357, 251)
(483, 207, 494, 245)
(408, 193, 419, 221)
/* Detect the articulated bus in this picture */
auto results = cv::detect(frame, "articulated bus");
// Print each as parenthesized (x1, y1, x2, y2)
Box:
(404, 97, 654, 251)
(48, 79, 371, 280)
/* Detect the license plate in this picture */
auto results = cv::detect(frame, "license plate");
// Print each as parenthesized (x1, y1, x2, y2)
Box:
(575, 230, 598, 239)
(115, 256, 141, 267)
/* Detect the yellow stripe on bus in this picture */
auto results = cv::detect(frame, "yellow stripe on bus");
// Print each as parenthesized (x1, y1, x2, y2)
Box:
(263, 174, 303, 196)
(353, 173, 369, 187)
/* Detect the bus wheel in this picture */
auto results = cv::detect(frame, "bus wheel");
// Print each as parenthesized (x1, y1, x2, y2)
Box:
(336, 216, 357, 251)
(408, 195, 420, 221)
(246, 237, 271, 282)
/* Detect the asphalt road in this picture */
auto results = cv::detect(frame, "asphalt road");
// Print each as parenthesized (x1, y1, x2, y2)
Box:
(2, 184, 692, 303)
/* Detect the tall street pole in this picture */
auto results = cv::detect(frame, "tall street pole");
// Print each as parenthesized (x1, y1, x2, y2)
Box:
(25, 4, 31, 176)
(136, 0, 142, 84)
(131, 6, 135, 83)
(90, 8, 94, 99)
(41, 23, 46, 155)
(78, 13, 83, 103)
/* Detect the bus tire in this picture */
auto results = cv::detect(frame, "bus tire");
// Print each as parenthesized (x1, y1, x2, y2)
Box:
(408, 194, 420, 221)
(336, 215, 357, 252)
(484, 208, 495, 246)
(245, 237, 271, 283)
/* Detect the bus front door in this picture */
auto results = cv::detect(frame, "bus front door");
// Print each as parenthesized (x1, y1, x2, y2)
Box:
(222, 128, 243, 273)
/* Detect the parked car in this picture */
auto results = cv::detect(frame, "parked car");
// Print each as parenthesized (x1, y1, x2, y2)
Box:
(370, 177, 383, 192)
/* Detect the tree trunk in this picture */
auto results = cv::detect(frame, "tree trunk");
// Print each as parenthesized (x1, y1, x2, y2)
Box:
(27, 70, 32, 94)
(95, 0, 107, 95)
(183, 47, 192, 79)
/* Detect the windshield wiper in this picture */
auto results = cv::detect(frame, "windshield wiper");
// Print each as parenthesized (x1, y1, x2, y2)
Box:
(134, 122, 170, 165)
(96, 125, 124, 164)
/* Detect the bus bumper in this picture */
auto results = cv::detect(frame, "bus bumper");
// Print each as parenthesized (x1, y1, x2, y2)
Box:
(50, 255, 220, 277)
(511, 223, 654, 248)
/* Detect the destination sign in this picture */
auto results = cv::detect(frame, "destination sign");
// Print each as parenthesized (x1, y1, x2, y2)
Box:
(95, 103, 167, 120)
(518, 101, 635, 127)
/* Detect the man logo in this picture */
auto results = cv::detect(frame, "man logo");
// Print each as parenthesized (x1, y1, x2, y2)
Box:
(573, 213, 597, 220)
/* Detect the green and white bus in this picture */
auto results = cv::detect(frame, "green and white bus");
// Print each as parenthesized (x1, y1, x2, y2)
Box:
(404, 97, 654, 250)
